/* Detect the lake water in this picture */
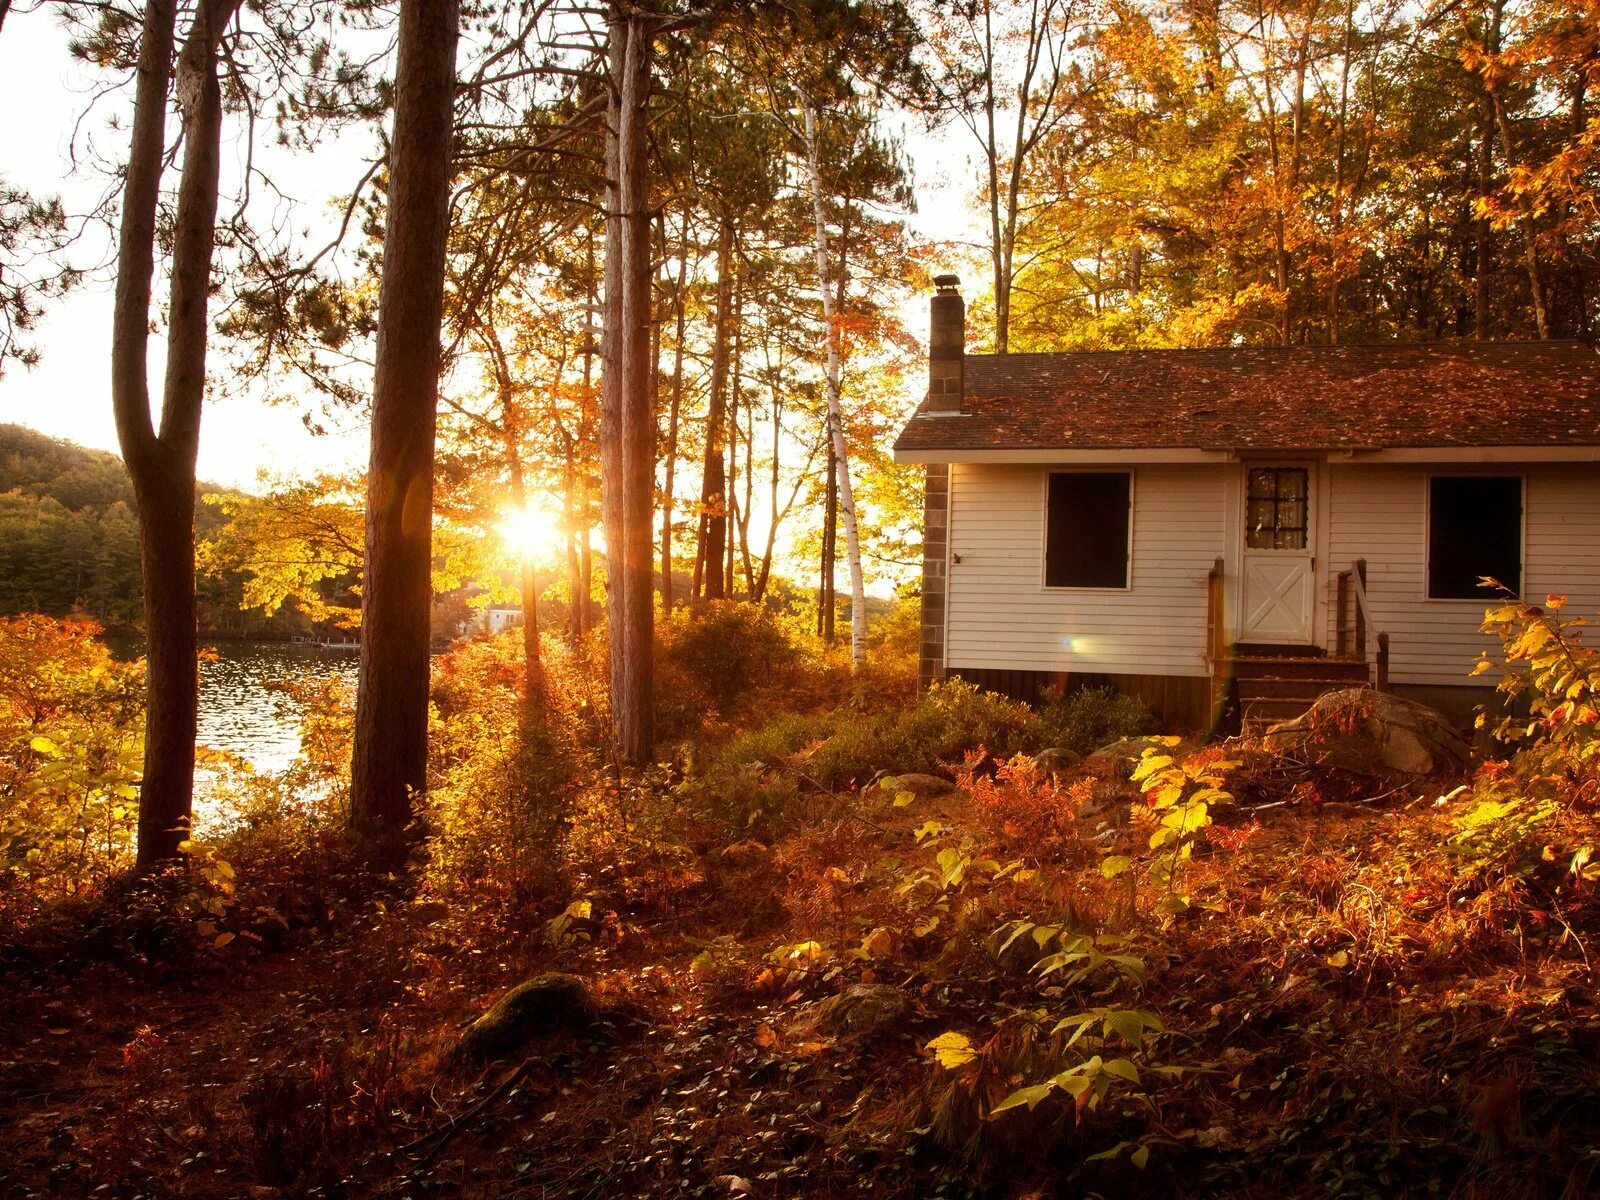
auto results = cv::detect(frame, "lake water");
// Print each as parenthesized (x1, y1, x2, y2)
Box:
(196, 641, 359, 773)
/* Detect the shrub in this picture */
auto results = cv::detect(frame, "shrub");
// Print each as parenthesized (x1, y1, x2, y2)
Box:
(425, 632, 580, 907)
(1476, 590, 1600, 772)
(805, 680, 1044, 788)
(0, 616, 143, 919)
(1036, 686, 1156, 755)
(707, 712, 837, 774)
(658, 599, 801, 711)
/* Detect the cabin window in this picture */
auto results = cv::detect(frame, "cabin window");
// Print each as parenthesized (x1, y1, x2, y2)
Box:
(1428, 475, 1522, 599)
(1045, 472, 1131, 589)
(1246, 467, 1309, 550)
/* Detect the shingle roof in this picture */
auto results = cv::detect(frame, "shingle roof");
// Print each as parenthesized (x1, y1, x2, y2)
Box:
(893, 341, 1600, 454)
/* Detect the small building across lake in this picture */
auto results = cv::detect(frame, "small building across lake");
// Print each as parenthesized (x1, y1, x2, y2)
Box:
(894, 276, 1600, 729)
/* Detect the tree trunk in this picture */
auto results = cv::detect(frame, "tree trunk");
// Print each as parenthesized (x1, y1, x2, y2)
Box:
(111, 0, 238, 868)
(660, 215, 689, 613)
(1473, 2, 1502, 339)
(564, 464, 583, 642)
(697, 217, 733, 600)
(599, 4, 655, 766)
(803, 104, 867, 666)
(725, 286, 741, 600)
(819, 443, 836, 642)
(348, 0, 459, 864)
(506, 449, 544, 711)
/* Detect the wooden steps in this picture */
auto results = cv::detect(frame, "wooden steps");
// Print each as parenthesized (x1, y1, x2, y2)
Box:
(1226, 653, 1372, 729)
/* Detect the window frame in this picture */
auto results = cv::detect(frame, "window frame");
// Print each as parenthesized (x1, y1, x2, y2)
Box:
(1423, 471, 1527, 602)
(1039, 468, 1135, 593)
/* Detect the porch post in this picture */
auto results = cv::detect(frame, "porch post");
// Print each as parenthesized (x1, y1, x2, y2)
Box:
(919, 463, 949, 690)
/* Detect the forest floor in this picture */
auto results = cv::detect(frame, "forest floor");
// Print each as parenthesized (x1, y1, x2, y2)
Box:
(3, 748, 1599, 1199)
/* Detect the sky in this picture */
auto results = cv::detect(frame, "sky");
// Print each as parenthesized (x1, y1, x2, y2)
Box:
(0, 9, 980, 492)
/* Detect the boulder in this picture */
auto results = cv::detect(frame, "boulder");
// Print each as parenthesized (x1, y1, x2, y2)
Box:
(1089, 735, 1177, 766)
(1032, 746, 1083, 778)
(1261, 688, 1471, 779)
(879, 772, 954, 799)
(454, 973, 600, 1063)
(802, 983, 912, 1038)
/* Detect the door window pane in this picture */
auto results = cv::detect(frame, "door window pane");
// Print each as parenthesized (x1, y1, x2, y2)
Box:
(1246, 467, 1309, 551)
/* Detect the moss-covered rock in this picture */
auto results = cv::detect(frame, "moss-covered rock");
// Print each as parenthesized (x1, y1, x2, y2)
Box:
(454, 973, 600, 1063)
(802, 983, 913, 1038)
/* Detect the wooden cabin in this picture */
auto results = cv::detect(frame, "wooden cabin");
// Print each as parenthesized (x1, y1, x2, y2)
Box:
(894, 276, 1600, 729)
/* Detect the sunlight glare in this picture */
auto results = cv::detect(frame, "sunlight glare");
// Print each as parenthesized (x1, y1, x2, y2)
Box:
(498, 504, 563, 561)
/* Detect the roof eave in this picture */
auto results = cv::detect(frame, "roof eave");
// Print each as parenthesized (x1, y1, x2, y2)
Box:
(892, 444, 1600, 466)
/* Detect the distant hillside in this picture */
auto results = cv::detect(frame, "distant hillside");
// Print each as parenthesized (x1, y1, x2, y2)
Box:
(0, 424, 293, 636)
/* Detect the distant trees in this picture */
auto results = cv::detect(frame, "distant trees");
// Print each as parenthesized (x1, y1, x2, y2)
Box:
(976, 0, 1600, 348)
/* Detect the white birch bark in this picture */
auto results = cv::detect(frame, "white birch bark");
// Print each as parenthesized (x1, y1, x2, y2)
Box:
(802, 103, 867, 666)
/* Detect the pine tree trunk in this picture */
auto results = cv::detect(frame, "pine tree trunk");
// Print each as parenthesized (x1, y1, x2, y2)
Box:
(600, 4, 655, 766)
(698, 217, 733, 600)
(507, 452, 544, 711)
(803, 104, 867, 666)
(112, 0, 238, 868)
(348, 0, 459, 864)
(564, 465, 583, 642)
(660, 217, 689, 614)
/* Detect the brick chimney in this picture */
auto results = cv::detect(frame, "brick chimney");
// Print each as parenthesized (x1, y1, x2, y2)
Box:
(927, 274, 964, 413)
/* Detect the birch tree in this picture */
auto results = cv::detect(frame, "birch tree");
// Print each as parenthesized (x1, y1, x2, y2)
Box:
(802, 103, 869, 665)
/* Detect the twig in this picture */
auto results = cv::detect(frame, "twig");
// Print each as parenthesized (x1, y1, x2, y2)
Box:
(399, 1055, 539, 1170)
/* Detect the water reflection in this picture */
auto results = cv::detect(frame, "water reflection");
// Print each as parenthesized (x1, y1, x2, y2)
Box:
(197, 642, 358, 773)
(108, 638, 357, 775)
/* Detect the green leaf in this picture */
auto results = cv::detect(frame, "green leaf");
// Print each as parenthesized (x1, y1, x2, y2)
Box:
(1102, 1057, 1141, 1082)
(1101, 855, 1133, 879)
(1085, 1141, 1132, 1162)
(1104, 1010, 1149, 1044)
(989, 1082, 1055, 1115)
(1131, 1145, 1150, 1169)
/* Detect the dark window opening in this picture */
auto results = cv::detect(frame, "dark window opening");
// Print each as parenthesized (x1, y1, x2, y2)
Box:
(1046, 472, 1130, 589)
(1246, 466, 1309, 550)
(1428, 475, 1522, 599)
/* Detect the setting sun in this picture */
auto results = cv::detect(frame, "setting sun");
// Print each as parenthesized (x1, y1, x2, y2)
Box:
(497, 503, 564, 561)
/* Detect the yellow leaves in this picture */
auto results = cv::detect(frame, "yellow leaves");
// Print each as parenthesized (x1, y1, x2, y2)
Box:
(28, 734, 62, 757)
(858, 927, 894, 958)
(925, 1031, 977, 1070)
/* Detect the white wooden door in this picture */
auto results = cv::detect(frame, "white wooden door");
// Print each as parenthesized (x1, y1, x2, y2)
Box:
(1240, 464, 1316, 644)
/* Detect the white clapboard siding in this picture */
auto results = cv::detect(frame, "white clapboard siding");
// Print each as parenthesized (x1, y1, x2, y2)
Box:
(946, 463, 1224, 677)
(1323, 464, 1600, 686)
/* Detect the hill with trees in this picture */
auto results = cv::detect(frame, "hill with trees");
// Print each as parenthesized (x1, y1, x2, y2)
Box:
(0, 423, 310, 636)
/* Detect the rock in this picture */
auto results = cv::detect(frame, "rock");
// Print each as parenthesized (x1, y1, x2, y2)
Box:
(802, 983, 912, 1038)
(1261, 688, 1471, 779)
(879, 772, 954, 799)
(454, 973, 600, 1063)
(1032, 746, 1082, 778)
(1089, 735, 1176, 765)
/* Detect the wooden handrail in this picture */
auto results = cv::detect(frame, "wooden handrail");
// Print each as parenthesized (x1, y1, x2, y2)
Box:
(1205, 557, 1226, 664)
(1335, 558, 1390, 690)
